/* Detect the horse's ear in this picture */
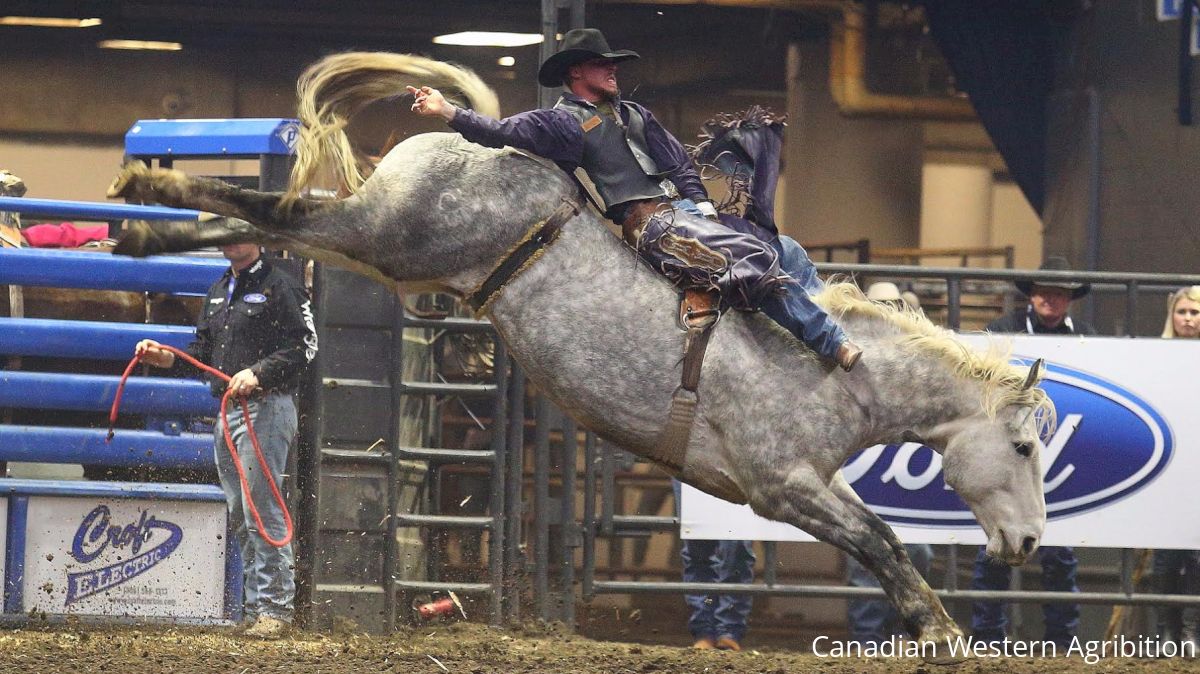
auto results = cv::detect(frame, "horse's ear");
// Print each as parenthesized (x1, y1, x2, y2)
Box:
(1021, 358, 1045, 390)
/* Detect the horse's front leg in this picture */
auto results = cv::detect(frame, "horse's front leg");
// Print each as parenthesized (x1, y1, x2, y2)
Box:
(752, 467, 962, 646)
(826, 472, 962, 644)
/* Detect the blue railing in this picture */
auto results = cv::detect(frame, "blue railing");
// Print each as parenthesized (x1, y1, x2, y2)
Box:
(0, 234, 225, 468)
(0, 196, 206, 222)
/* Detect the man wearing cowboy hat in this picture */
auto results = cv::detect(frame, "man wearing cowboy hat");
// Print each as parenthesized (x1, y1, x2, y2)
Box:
(970, 255, 1093, 649)
(987, 255, 1096, 335)
(407, 28, 862, 372)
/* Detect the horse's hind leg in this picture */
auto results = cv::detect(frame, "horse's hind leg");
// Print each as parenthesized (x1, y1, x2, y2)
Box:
(753, 468, 962, 646)
(107, 162, 345, 257)
(113, 218, 272, 257)
(108, 162, 298, 226)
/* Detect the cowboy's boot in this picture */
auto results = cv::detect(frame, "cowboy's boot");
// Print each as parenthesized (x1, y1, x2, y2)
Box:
(836, 341, 863, 372)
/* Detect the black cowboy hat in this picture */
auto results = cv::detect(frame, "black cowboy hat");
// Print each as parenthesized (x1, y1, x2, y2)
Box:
(1015, 255, 1091, 299)
(537, 28, 639, 88)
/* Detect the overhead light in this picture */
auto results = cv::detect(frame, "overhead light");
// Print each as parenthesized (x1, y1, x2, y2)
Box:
(0, 16, 102, 28)
(98, 39, 182, 51)
(497, 56, 516, 67)
(433, 31, 543, 47)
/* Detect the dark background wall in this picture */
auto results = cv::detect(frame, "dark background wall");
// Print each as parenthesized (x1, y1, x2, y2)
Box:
(1045, 1, 1200, 334)
(0, 2, 927, 251)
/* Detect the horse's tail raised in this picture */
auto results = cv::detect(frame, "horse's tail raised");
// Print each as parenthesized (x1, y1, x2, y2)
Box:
(286, 52, 500, 205)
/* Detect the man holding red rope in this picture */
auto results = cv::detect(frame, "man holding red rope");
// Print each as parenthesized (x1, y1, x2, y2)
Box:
(136, 242, 317, 639)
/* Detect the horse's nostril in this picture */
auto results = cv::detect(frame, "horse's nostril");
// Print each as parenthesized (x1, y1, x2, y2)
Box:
(1022, 536, 1037, 555)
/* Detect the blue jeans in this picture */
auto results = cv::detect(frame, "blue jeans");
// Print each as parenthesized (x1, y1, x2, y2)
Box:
(761, 235, 847, 360)
(970, 545, 1079, 644)
(673, 479, 754, 641)
(216, 391, 297, 622)
(846, 544, 933, 644)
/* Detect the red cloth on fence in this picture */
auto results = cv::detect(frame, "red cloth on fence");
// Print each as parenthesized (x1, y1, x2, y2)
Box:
(22, 223, 109, 248)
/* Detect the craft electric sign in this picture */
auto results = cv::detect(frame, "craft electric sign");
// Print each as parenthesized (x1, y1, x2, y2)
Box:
(21, 495, 227, 618)
(681, 336, 1196, 548)
(65, 505, 184, 604)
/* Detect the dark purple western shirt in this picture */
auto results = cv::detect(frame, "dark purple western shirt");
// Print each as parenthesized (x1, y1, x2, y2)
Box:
(447, 92, 709, 204)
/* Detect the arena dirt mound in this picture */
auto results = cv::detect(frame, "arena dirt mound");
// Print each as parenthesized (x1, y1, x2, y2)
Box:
(0, 624, 1193, 673)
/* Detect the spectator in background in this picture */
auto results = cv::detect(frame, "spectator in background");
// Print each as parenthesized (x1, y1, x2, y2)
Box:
(971, 256, 1094, 648)
(1150, 286, 1200, 650)
(845, 282, 936, 645)
(673, 480, 754, 651)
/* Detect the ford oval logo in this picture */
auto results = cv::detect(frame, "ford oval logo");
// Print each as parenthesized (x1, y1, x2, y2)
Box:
(843, 360, 1173, 526)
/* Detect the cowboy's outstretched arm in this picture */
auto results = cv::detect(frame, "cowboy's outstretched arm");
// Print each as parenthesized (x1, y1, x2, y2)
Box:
(407, 85, 582, 165)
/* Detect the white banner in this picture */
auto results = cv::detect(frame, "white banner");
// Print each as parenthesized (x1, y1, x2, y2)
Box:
(22, 496, 227, 618)
(683, 335, 1197, 549)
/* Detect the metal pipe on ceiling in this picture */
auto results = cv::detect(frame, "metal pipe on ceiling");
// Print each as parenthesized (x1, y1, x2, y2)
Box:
(829, 2, 975, 120)
(595, 0, 978, 120)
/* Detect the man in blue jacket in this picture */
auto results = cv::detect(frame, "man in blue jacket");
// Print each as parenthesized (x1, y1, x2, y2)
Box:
(408, 28, 861, 372)
(971, 256, 1092, 648)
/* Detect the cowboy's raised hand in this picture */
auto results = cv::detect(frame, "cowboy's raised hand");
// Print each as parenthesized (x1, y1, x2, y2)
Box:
(405, 85, 456, 121)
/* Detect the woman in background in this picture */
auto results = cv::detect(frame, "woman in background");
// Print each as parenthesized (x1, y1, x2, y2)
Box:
(1151, 286, 1200, 651)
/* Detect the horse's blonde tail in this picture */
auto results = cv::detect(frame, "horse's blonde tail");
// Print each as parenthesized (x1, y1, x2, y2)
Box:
(286, 52, 500, 205)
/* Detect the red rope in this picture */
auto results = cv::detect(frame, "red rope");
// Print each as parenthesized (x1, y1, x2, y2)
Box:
(107, 344, 293, 548)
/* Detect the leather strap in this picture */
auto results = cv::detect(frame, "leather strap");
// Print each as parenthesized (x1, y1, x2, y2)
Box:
(678, 290, 719, 391)
(649, 289, 720, 473)
(466, 197, 581, 314)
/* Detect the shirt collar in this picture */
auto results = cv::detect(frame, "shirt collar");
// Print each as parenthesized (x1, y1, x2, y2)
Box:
(223, 255, 270, 285)
(1024, 305, 1074, 334)
(559, 91, 622, 110)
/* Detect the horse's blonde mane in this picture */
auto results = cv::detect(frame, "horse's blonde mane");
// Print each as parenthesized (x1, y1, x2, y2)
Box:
(814, 281, 1056, 436)
(287, 52, 500, 205)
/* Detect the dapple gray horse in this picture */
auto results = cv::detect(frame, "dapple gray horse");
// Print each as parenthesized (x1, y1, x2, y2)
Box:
(109, 52, 1052, 647)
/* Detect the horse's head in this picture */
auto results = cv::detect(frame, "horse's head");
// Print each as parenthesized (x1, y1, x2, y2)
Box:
(927, 359, 1049, 566)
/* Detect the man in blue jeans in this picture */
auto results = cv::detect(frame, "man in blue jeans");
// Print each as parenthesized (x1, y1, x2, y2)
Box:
(136, 242, 317, 639)
(970, 257, 1091, 647)
(673, 480, 754, 650)
(971, 546, 1079, 647)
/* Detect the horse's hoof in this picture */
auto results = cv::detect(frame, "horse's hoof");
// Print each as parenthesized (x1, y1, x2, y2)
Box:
(923, 652, 968, 666)
(112, 222, 156, 257)
(107, 161, 149, 199)
(919, 627, 967, 665)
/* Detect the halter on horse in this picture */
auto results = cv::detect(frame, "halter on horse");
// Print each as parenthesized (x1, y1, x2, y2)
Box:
(108, 51, 1052, 648)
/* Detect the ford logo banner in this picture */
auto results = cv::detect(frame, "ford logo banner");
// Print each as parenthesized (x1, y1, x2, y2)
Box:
(842, 360, 1173, 527)
(680, 337, 1190, 548)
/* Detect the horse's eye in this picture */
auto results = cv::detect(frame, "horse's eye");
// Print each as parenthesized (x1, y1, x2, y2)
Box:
(1014, 442, 1033, 457)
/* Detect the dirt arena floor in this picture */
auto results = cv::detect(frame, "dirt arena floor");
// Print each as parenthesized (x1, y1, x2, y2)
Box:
(1, 622, 1200, 674)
